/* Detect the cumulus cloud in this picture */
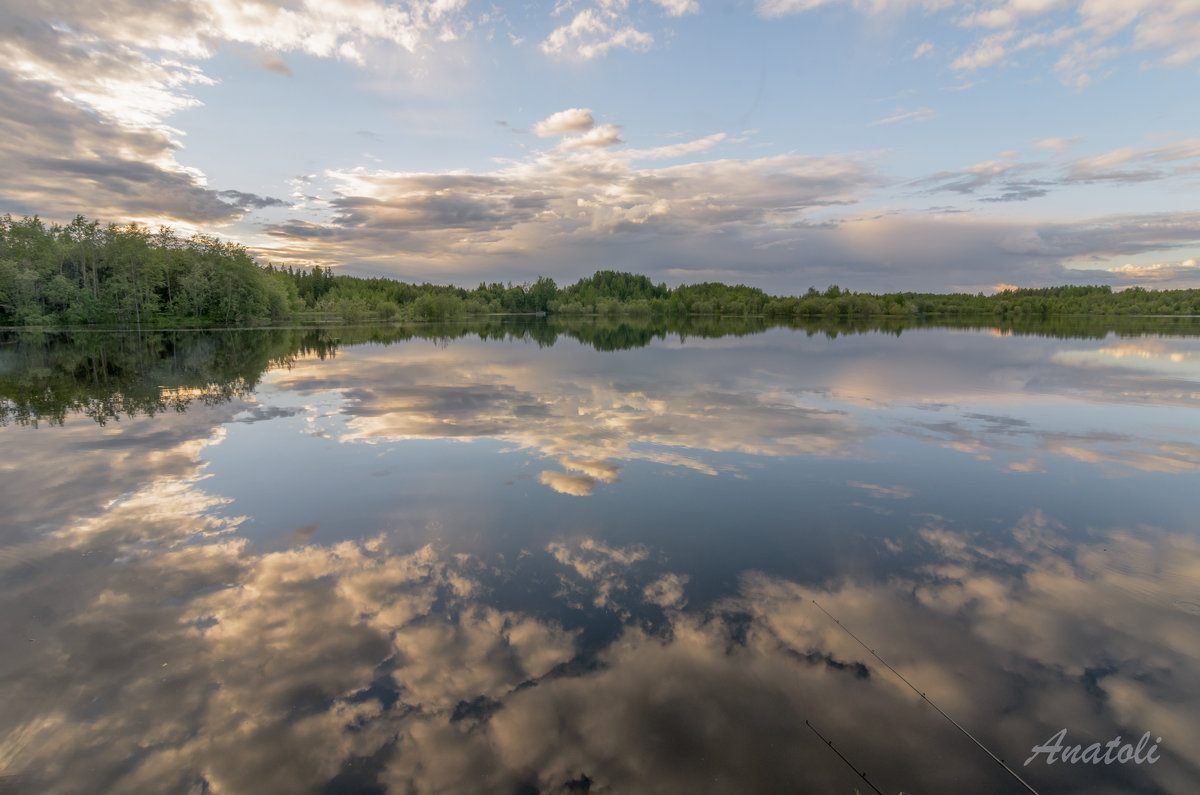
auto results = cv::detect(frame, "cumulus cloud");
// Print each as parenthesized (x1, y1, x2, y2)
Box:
(0, 0, 475, 225)
(0, 73, 248, 224)
(261, 126, 1200, 290)
(532, 107, 597, 137)
(1, 0, 472, 131)
(260, 119, 882, 277)
(556, 123, 624, 150)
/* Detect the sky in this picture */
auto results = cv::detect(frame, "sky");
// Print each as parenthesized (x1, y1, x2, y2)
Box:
(3, 0, 1200, 293)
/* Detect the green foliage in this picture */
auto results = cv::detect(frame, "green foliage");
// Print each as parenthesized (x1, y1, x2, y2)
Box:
(764, 283, 1200, 320)
(0, 215, 299, 327)
(5, 214, 1200, 328)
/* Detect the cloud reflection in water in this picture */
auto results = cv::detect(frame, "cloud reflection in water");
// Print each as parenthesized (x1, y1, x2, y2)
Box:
(3, 325, 1200, 792)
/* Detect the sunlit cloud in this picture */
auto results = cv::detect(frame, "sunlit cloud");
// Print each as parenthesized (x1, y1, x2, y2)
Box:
(0, 73, 249, 224)
(532, 107, 598, 137)
(259, 118, 882, 277)
(556, 123, 624, 151)
(1, 0, 473, 131)
(1106, 259, 1200, 289)
(0, 0, 475, 226)
(540, 6, 655, 60)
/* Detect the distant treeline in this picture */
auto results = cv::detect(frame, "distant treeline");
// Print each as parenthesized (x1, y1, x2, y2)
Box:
(5, 214, 1200, 327)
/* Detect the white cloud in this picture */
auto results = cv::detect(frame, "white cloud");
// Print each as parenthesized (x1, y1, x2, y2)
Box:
(255, 111, 1200, 292)
(913, 41, 934, 58)
(961, 0, 1071, 29)
(650, 0, 701, 15)
(540, 8, 654, 59)
(951, 30, 1016, 70)
(556, 123, 624, 150)
(0, 1, 474, 132)
(623, 132, 727, 160)
(533, 108, 597, 137)
(0, 0, 475, 225)
(0, 72, 253, 224)
(538, 0, 702, 60)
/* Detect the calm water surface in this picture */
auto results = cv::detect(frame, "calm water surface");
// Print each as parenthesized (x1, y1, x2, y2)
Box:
(2, 320, 1199, 794)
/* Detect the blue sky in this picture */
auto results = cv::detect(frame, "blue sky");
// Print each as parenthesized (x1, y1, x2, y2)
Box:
(3, 0, 1200, 292)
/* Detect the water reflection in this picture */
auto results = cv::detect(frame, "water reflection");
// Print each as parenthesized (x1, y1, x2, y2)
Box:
(4, 513, 1197, 792)
(2, 320, 1200, 793)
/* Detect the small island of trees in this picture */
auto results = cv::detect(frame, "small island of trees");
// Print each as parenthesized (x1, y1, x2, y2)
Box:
(4, 214, 1200, 328)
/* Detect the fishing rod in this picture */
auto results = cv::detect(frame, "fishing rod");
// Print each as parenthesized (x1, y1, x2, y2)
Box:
(805, 718, 886, 795)
(810, 598, 1041, 795)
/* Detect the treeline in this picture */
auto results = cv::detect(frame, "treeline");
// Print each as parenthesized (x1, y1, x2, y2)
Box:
(292, 267, 1200, 322)
(0, 215, 300, 326)
(6, 215, 1200, 328)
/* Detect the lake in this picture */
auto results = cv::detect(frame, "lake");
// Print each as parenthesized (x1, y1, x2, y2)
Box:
(2, 318, 1199, 794)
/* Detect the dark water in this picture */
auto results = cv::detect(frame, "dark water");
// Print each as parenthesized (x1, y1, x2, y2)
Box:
(2, 319, 1199, 794)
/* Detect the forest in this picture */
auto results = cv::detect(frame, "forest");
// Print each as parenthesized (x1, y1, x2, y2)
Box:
(4, 214, 1200, 327)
